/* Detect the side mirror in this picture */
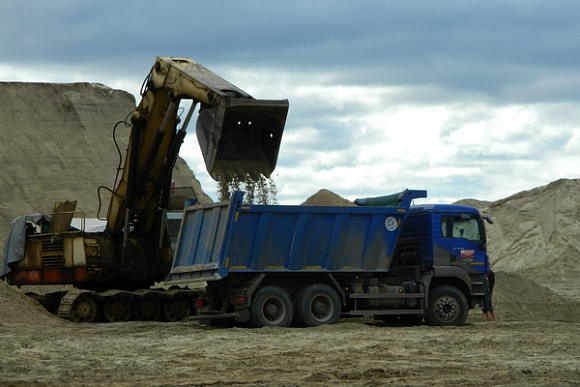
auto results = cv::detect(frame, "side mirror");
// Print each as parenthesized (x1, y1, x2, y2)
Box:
(482, 215, 494, 225)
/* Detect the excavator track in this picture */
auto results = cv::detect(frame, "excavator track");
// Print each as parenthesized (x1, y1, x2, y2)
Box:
(39, 288, 199, 323)
(100, 289, 134, 322)
(58, 290, 99, 323)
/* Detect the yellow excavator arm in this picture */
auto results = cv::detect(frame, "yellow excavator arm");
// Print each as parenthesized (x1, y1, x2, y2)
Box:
(106, 57, 289, 237)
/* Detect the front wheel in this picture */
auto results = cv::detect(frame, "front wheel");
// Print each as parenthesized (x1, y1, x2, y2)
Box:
(250, 286, 294, 327)
(426, 285, 468, 326)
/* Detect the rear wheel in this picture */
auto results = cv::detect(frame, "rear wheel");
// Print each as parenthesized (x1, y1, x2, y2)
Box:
(426, 285, 468, 326)
(250, 286, 293, 327)
(295, 284, 341, 327)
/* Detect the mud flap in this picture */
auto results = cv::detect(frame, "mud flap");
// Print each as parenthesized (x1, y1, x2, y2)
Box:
(196, 98, 289, 179)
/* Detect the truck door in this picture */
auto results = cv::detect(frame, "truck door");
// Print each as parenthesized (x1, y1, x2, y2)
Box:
(438, 214, 488, 275)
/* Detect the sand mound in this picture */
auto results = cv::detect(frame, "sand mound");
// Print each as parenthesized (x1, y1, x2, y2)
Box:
(486, 271, 580, 322)
(301, 189, 357, 206)
(0, 281, 67, 330)
(461, 178, 580, 300)
(0, 82, 212, 256)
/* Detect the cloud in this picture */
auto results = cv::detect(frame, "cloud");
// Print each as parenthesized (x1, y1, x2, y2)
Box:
(171, 66, 580, 205)
(1, 0, 579, 205)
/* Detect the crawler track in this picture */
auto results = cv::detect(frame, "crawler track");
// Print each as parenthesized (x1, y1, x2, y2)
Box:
(28, 288, 198, 323)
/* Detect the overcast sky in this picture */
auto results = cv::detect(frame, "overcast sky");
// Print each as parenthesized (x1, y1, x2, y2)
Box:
(2, 1, 579, 204)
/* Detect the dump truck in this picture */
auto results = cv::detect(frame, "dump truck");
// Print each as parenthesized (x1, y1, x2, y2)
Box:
(165, 189, 492, 327)
(1, 57, 289, 322)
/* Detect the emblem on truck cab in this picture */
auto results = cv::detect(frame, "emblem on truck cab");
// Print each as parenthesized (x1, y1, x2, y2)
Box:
(461, 250, 475, 259)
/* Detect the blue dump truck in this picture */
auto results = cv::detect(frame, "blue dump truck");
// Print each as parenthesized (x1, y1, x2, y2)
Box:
(165, 189, 492, 327)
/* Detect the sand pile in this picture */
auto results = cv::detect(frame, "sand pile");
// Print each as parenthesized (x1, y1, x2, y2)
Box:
(465, 270, 580, 322)
(301, 189, 357, 206)
(0, 82, 212, 256)
(457, 178, 580, 300)
(0, 280, 67, 330)
(491, 271, 580, 321)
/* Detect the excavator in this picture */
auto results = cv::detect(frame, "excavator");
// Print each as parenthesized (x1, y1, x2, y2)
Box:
(0, 57, 289, 322)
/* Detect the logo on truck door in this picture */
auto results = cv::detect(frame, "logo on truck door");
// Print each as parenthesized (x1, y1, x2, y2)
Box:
(385, 217, 398, 231)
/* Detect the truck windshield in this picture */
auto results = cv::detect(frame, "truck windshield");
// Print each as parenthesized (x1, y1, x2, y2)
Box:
(441, 216, 483, 243)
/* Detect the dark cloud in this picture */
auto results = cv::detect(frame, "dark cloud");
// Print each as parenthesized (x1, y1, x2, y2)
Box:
(3, 1, 579, 104)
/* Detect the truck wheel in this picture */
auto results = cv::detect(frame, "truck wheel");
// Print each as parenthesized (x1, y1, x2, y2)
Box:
(250, 286, 294, 327)
(295, 284, 341, 327)
(426, 285, 468, 326)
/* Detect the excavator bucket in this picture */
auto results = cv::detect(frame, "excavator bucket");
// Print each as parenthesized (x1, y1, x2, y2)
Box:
(196, 98, 289, 179)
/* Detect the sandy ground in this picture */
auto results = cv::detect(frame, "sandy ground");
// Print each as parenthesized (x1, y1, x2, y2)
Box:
(1, 317, 579, 387)
(3, 183, 580, 386)
(1, 280, 580, 387)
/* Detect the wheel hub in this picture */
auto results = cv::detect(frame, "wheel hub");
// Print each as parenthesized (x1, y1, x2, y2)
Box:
(265, 303, 279, 318)
(313, 301, 326, 315)
(435, 296, 457, 319)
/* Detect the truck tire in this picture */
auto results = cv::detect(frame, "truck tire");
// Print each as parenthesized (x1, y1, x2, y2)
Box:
(426, 285, 468, 326)
(250, 286, 294, 327)
(295, 283, 341, 327)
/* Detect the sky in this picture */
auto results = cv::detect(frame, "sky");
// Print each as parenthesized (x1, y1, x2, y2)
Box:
(1, 1, 579, 204)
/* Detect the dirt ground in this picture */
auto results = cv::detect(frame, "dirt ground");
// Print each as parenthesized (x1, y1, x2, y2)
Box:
(3, 183, 580, 386)
(1, 280, 579, 387)
(1, 318, 578, 386)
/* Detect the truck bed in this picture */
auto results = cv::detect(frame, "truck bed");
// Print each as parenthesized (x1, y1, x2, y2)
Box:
(166, 190, 427, 285)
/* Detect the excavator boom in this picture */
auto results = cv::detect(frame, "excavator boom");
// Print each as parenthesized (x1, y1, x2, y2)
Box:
(107, 57, 289, 236)
(144, 57, 288, 178)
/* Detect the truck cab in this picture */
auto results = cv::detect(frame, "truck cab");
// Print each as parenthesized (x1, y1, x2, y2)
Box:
(393, 204, 490, 316)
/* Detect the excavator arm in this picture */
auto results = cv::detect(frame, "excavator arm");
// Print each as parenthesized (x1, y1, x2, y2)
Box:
(106, 57, 289, 237)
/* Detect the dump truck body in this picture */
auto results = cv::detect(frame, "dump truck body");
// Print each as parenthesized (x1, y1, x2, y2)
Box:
(168, 189, 425, 282)
(165, 190, 490, 327)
